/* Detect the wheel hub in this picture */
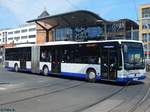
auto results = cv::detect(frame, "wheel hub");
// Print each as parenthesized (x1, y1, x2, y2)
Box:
(89, 72, 96, 79)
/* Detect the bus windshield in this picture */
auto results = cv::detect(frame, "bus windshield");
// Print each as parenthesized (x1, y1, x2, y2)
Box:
(122, 42, 145, 70)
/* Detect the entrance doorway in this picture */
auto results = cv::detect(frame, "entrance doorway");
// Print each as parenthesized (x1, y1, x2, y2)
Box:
(101, 47, 118, 80)
(51, 47, 61, 73)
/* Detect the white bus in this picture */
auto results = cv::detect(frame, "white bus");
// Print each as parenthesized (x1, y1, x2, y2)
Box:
(5, 40, 146, 82)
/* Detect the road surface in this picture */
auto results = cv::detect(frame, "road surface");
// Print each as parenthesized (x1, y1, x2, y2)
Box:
(0, 66, 150, 112)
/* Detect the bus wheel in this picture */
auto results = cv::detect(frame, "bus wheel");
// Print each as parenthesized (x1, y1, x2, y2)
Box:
(87, 69, 96, 82)
(14, 64, 19, 72)
(43, 66, 49, 76)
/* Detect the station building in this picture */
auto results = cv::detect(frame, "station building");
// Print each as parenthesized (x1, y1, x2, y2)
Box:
(0, 10, 139, 46)
(28, 10, 139, 44)
(139, 4, 150, 60)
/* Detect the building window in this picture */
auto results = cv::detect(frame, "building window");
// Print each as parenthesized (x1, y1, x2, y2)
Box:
(75, 26, 102, 40)
(133, 30, 139, 40)
(143, 14, 150, 18)
(142, 8, 150, 18)
(149, 33, 150, 42)
(29, 35, 35, 38)
(8, 37, 13, 40)
(55, 28, 73, 41)
(14, 37, 20, 40)
(86, 26, 102, 40)
(14, 30, 20, 34)
(142, 20, 150, 29)
(55, 26, 102, 41)
(2, 38, 4, 42)
(143, 33, 148, 42)
(144, 44, 148, 50)
(21, 36, 27, 39)
(148, 44, 150, 49)
(21, 29, 27, 33)
(29, 28, 36, 32)
(8, 32, 13, 35)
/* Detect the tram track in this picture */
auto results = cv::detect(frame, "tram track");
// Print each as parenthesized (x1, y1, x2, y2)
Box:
(0, 80, 86, 106)
(103, 73, 150, 112)
(73, 82, 130, 112)
(3, 79, 74, 94)
(0, 78, 128, 109)
(127, 73, 150, 112)
(73, 74, 150, 112)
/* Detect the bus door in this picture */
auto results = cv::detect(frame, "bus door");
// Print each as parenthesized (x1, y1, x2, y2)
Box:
(101, 45, 117, 80)
(51, 47, 61, 74)
(20, 48, 26, 70)
(20, 56, 26, 70)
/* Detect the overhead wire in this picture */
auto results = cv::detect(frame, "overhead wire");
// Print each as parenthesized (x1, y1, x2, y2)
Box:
(65, 0, 80, 10)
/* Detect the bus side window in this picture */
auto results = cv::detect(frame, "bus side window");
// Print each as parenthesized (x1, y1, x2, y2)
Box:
(41, 52, 46, 60)
(62, 49, 68, 63)
(88, 56, 99, 64)
(41, 51, 50, 62)
(47, 51, 52, 62)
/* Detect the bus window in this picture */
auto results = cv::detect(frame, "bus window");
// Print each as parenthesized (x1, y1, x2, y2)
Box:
(40, 46, 51, 62)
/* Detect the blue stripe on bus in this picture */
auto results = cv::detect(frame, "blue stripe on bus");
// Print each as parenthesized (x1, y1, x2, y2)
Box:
(5, 67, 145, 82)
(21, 68, 32, 72)
(116, 75, 145, 82)
(61, 72, 101, 80)
(40, 70, 101, 80)
(61, 72, 86, 78)
(5, 66, 14, 71)
(5, 66, 32, 72)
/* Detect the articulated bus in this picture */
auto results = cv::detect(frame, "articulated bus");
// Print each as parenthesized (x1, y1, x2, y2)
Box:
(5, 40, 146, 82)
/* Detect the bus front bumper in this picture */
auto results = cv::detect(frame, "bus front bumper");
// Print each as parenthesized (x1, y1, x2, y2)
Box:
(116, 75, 146, 82)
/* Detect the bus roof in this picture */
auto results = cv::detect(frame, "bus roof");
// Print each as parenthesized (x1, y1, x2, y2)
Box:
(40, 40, 143, 46)
(6, 40, 143, 48)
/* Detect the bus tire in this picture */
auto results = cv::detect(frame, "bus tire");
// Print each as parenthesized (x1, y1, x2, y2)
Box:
(86, 69, 96, 82)
(43, 66, 49, 76)
(14, 63, 19, 72)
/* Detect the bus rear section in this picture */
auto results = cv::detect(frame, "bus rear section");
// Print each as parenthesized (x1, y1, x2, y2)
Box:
(5, 45, 41, 74)
(5, 47, 32, 72)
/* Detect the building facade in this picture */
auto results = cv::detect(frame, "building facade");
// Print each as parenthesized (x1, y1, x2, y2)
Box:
(139, 4, 150, 60)
(0, 23, 36, 46)
(28, 10, 139, 44)
(0, 23, 36, 63)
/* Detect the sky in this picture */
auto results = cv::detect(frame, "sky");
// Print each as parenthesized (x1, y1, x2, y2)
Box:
(0, 0, 149, 29)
